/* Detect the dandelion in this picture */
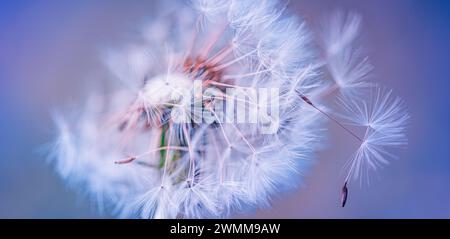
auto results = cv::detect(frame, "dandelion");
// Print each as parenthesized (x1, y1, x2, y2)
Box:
(49, 0, 408, 218)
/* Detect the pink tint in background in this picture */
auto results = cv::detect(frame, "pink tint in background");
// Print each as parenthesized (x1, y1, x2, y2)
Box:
(0, 0, 449, 218)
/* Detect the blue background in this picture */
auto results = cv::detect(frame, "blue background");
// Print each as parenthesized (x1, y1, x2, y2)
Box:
(0, 0, 449, 218)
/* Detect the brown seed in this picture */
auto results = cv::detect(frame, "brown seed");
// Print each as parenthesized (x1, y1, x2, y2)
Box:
(341, 181, 348, 207)
(115, 156, 137, 165)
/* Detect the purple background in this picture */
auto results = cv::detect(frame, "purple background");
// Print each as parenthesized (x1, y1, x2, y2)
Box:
(0, 0, 449, 218)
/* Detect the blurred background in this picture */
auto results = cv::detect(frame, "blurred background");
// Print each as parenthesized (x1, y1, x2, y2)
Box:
(0, 0, 449, 218)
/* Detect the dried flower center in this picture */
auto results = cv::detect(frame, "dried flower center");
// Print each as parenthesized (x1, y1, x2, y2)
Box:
(183, 57, 224, 84)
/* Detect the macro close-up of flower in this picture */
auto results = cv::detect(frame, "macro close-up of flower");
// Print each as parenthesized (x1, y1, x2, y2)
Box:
(1, 0, 449, 220)
(48, 0, 409, 219)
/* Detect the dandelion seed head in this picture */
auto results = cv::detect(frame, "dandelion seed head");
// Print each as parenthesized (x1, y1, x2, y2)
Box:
(49, 0, 409, 217)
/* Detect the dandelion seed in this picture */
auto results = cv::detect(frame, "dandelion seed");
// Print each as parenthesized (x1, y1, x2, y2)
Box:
(319, 11, 373, 97)
(338, 88, 409, 184)
(115, 156, 137, 165)
(341, 181, 348, 207)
